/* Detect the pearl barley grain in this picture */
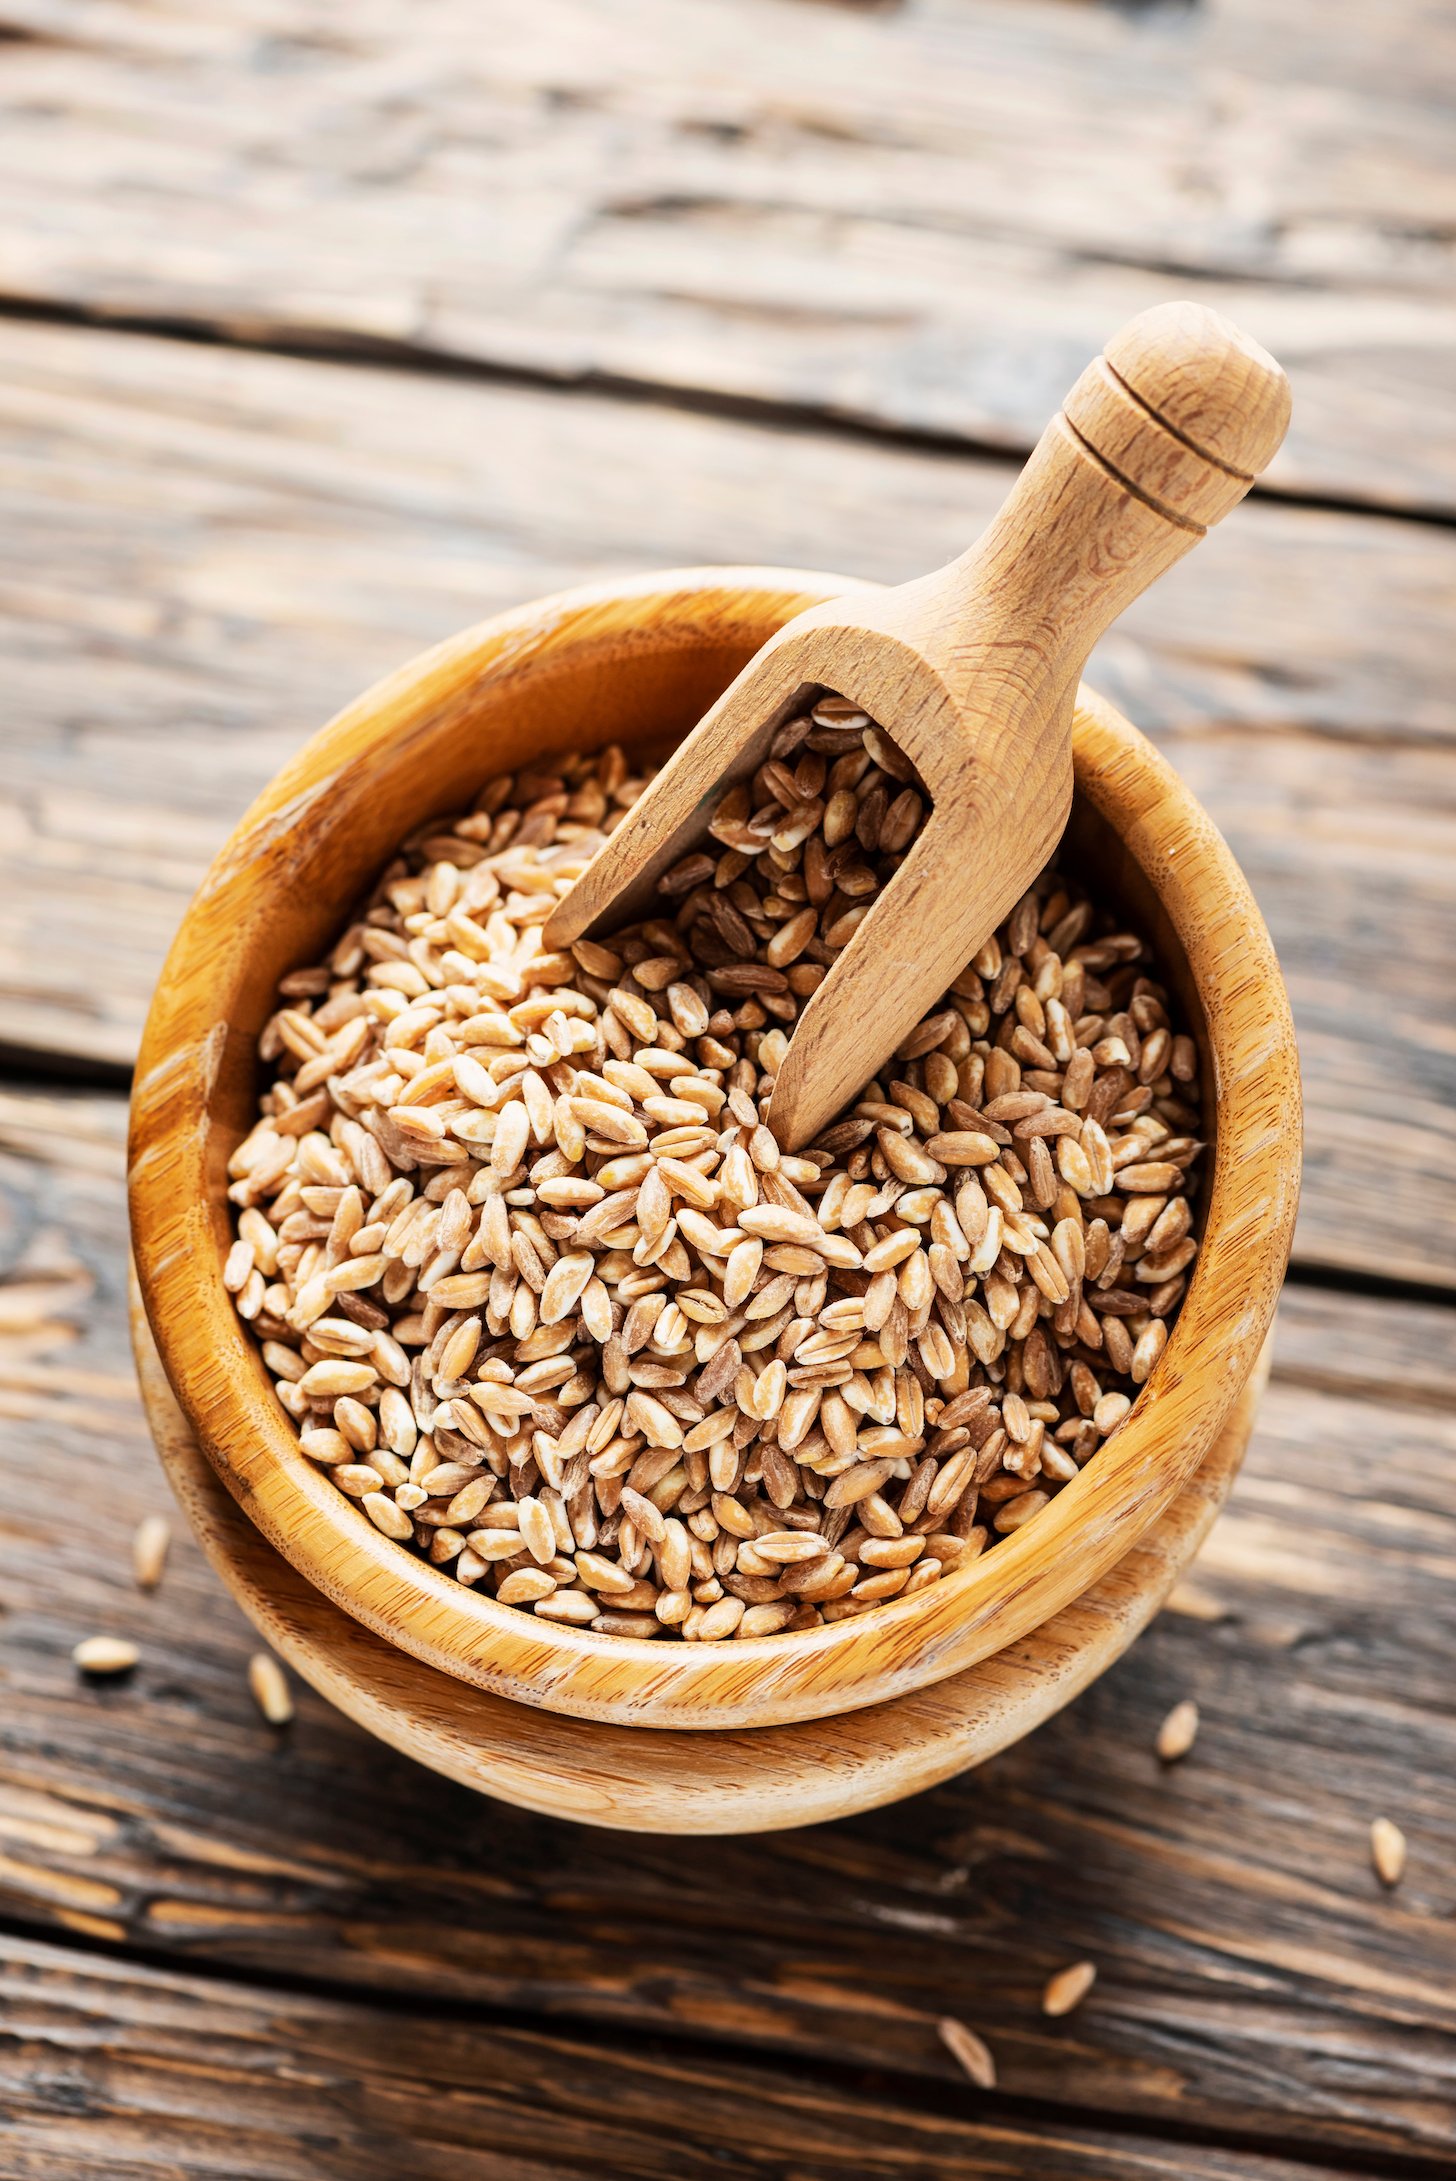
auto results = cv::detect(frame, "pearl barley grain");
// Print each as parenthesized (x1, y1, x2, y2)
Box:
(1371, 1816, 1407, 1888)
(248, 1651, 295, 1726)
(132, 1513, 171, 1592)
(229, 703, 1206, 1644)
(73, 1636, 139, 1676)
(1156, 1698, 1199, 1763)
(938, 2016, 996, 2089)
(1042, 1961, 1097, 2017)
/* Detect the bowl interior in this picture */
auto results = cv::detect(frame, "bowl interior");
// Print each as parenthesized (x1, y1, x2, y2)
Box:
(196, 609, 782, 1227)
(131, 570, 1296, 1730)
(199, 648, 1215, 1251)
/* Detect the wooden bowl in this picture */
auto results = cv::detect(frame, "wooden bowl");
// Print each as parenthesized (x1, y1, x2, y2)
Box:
(131, 1280, 1269, 1833)
(129, 569, 1301, 1732)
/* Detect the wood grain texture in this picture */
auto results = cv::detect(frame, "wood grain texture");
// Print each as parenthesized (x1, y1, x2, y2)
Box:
(0, 1933, 1372, 2181)
(4, 1090, 1453, 2162)
(2, 7, 1449, 2167)
(127, 571, 1299, 1732)
(0, 0, 1452, 515)
(130, 1281, 1264, 1834)
(0, 320, 1450, 1280)
(550, 303, 1290, 1147)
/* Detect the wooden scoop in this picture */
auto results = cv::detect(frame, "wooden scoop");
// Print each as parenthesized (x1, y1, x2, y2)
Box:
(545, 302, 1290, 1149)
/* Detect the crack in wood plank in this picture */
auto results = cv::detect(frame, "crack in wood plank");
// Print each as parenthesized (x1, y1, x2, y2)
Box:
(0, 0, 1454, 514)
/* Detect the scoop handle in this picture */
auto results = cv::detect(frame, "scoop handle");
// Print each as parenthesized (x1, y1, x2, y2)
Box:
(910, 302, 1291, 694)
(760, 305, 1288, 1152)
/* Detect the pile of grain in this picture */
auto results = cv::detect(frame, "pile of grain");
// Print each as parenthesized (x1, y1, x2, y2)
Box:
(226, 698, 1202, 1642)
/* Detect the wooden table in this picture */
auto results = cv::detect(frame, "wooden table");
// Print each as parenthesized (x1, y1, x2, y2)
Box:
(1, 3, 1453, 2173)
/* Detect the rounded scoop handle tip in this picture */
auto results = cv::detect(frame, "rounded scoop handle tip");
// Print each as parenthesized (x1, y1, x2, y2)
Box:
(1105, 301, 1292, 481)
(1062, 302, 1291, 532)
(925, 300, 1291, 684)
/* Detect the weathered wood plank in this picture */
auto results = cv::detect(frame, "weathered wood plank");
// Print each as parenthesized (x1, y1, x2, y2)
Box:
(2, 321, 1453, 1280)
(1, 0, 1454, 514)
(0, 1933, 1372, 2181)
(3, 1089, 1453, 2165)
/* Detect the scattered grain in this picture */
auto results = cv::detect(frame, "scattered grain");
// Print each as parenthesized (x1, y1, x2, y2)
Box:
(247, 1650, 295, 1725)
(1156, 1697, 1199, 1763)
(1042, 1961, 1097, 2017)
(938, 2015, 996, 2089)
(132, 1514, 171, 1592)
(1370, 1816, 1407, 1888)
(73, 1636, 139, 1676)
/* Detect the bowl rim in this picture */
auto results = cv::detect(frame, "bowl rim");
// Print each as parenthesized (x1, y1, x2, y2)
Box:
(129, 566, 1302, 1730)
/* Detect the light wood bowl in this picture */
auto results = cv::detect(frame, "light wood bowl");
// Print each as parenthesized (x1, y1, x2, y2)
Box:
(129, 569, 1301, 1732)
(131, 1281, 1269, 1833)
